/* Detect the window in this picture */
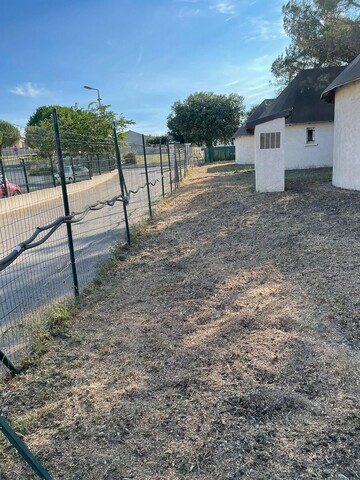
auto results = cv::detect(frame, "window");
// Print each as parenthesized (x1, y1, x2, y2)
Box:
(306, 127, 315, 144)
(260, 132, 281, 149)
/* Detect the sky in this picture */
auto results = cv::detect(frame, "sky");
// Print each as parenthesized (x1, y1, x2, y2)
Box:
(1, 0, 290, 135)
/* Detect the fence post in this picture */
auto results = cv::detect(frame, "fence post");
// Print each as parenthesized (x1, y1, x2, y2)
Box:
(142, 134, 152, 217)
(21, 158, 30, 193)
(166, 142, 173, 193)
(87, 155, 93, 179)
(97, 154, 101, 175)
(159, 140, 165, 199)
(0, 349, 21, 374)
(184, 145, 188, 177)
(48, 156, 57, 188)
(176, 144, 182, 183)
(0, 416, 53, 479)
(70, 157, 76, 183)
(113, 123, 131, 246)
(0, 157, 8, 197)
(52, 108, 79, 298)
(185, 144, 191, 169)
(171, 144, 180, 189)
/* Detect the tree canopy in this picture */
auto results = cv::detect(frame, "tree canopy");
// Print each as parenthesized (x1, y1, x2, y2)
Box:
(167, 92, 245, 147)
(147, 134, 169, 145)
(0, 120, 20, 155)
(272, 0, 360, 87)
(26, 104, 134, 159)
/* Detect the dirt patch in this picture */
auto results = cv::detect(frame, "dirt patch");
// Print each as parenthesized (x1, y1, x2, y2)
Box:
(1, 163, 359, 479)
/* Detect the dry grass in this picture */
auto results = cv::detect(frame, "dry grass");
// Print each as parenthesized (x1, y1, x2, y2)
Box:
(0, 162, 359, 480)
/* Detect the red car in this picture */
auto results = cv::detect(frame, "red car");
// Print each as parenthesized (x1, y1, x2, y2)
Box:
(0, 176, 22, 198)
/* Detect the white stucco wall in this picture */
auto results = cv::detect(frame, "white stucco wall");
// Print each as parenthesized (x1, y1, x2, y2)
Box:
(255, 117, 285, 192)
(284, 123, 334, 169)
(235, 135, 254, 165)
(332, 81, 360, 191)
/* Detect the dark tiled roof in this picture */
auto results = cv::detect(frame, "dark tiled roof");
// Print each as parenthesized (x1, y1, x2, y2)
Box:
(321, 54, 360, 103)
(233, 99, 274, 138)
(248, 66, 345, 129)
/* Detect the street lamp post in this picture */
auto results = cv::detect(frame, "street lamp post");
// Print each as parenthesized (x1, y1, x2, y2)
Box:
(83, 85, 102, 108)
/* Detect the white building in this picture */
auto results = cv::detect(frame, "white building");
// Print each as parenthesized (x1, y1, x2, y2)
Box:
(233, 100, 273, 165)
(234, 67, 344, 177)
(321, 54, 360, 191)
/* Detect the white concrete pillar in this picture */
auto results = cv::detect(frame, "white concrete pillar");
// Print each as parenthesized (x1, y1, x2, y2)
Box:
(332, 82, 360, 191)
(254, 117, 285, 192)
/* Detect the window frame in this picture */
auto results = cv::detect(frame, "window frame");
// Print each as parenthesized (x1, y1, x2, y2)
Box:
(260, 132, 281, 150)
(306, 127, 315, 144)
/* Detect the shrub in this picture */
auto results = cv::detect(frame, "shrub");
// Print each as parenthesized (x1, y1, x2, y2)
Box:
(123, 152, 137, 165)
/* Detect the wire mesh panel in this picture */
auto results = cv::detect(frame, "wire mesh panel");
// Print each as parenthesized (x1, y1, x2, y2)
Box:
(0, 154, 72, 372)
(0, 114, 193, 376)
(55, 127, 124, 288)
(121, 143, 152, 221)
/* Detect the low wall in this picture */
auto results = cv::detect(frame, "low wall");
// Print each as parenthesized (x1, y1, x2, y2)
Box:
(0, 171, 118, 216)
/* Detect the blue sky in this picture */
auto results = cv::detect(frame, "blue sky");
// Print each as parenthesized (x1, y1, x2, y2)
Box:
(1, 0, 289, 134)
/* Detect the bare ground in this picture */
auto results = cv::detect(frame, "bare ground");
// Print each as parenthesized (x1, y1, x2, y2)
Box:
(0, 163, 359, 480)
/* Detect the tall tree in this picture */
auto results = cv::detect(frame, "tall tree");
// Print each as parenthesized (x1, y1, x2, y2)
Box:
(167, 92, 245, 147)
(0, 120, 20, 156)
(26, 104, 133, 158)
(272, 0, 360, 87)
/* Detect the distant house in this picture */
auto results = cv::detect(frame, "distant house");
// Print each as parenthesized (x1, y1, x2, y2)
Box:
(244, 66, 345, 192)
(124, 130, 147, 151)
(233, 99, 274, 165)
(321, 54, 360, 191)
(124, 130, 145, 145)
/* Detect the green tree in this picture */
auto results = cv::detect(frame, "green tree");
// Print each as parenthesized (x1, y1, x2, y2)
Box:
(272, 0, 360, 87)
(147, 134, 169, 145)
(26, 104, 134, 158)
(0, 120, 20, 156)
(27, 105, 69, 127)
(167, 92, 245, 147)
(25, 125, 55, 160)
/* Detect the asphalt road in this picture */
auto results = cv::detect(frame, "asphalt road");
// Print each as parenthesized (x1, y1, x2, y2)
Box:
(0, 164, 171, 359)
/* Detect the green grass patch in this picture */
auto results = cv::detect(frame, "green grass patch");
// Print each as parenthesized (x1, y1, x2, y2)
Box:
(285, 167, 332, 184)
(206, 161, 242, 175)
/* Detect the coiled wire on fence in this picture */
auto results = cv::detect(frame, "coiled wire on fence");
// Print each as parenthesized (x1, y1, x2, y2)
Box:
(0, 197, 128, 272)
(0, 177, 162, 273)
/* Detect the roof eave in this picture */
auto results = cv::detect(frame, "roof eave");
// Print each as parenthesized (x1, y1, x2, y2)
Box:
(321, 77, 360, 103)
(246, 108, 293, 130)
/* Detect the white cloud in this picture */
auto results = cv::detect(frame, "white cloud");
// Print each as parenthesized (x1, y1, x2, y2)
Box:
(10, 82, 45, 98)
(206, 56, 277, 105)
(211, 1, 237, 15)
(247, 17, 286, 41)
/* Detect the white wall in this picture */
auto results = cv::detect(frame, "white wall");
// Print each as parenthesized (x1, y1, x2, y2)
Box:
(235, 135, 254, 165)
(255, 117, 285, 192)
(332, 81, 360, 191)
(284, 123, 334, 169)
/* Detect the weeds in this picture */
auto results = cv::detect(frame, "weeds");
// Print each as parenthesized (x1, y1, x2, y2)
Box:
(46, 303, 75, 337)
